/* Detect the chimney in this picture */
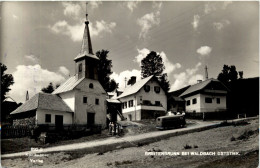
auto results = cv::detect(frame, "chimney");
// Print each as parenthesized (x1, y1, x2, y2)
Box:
(197, 80, 202, 83)
(129, 76, 136, 85)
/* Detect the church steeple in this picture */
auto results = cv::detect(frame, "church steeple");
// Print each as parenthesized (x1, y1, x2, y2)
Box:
(74, 2, 98, 61)
(74, 2, 99, 80)
(80, 2, 93, 55)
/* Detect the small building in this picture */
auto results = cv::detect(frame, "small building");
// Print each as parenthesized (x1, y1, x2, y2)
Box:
(11, 93, 73, 127)
(2, 97, 21, 124)
(179, 78, 229, 118)
(116, 75, 167, 121)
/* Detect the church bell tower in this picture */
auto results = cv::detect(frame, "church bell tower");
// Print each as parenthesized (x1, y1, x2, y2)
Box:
(74, 2, 99, 80)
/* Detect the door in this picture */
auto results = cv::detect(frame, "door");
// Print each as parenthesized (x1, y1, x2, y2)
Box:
(55, 115, 63, 130)
(87, 112, 95, 126)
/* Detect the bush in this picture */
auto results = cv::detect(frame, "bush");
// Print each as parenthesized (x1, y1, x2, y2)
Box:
(184, 144, 192, 149)
(193, 145, 198, 148)
(230, 136, 236, 141)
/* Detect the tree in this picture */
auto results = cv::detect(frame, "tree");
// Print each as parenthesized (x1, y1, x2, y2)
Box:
(217, 65, 241, 87)
(141, 51, 170, 92)
(41, 82, 60, 94)
(1, 63, 14, 103)
(217, 64, 230, 85)
(96, 50, 118, 92)
(239, 71, 243, 79)
(41, 82, 55, 93)
(229, 65, 238, 81)
(141, 51, 164, 78)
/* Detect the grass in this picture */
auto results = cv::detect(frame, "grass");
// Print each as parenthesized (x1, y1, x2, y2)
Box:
(230, 129, 258, 142)
(1, 130, 110, 154)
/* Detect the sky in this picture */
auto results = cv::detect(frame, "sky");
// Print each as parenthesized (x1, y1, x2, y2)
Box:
(1, 1, 259, 103)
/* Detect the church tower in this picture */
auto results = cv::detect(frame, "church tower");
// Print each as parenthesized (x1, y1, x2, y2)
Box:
(74, 2, 98, 80)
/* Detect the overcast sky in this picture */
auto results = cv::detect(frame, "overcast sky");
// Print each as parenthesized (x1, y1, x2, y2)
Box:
(1, 1, 259, 103)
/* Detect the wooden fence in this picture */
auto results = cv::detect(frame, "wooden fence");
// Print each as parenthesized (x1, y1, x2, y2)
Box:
(2, 125, 31, 139)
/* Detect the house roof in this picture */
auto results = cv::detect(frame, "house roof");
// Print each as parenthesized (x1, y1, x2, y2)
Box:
(52, 75, 84, 94)
(179, 78, 228, 97)
(168, 96, 185, 102)
(117, 75, 154, 99)
(106, 99, 121, 103)
(11, 93, 73, 115)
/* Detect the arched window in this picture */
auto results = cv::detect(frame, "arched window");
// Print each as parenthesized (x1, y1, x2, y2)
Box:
(89, 83, 94, 89)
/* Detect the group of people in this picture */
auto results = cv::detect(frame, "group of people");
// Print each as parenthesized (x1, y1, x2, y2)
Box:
(108, 122, 123, 136)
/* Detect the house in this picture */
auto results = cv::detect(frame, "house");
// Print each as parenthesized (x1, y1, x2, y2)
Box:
(179, 78, 229, 118)
(116, 75, 167, 121)
(11, 4, 107, 128)
(167, 85, 190, 113)
(11, 93, 73, 127)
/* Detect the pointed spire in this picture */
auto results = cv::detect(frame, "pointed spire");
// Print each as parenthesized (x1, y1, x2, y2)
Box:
(80, 2, 93, 55)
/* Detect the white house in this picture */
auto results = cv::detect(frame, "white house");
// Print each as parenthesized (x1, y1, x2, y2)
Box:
(11, 6, 107, 128)
(116, 76, 167, 121)
(179, 78, 229, 115)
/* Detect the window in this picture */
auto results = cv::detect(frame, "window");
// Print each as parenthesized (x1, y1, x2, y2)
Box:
(143, 100, 151, 105)
(155, 101, 161, 106)
(205, 97, 212, 103)
(154, 86, 160, 93)
(128, 100, 134, 107)
(216, 98, 220, 104)
(79, 63, 82, 72)
(187, 100, 190, 106)
(89, 83, 93, 89)
(144, 85, 150, 92)
(192, 98, 197, 104)
(124, 102, 127, 109)
(95, 98, 99, 105)
(45, 114, 51, 123)
(83, 96, 87, 104)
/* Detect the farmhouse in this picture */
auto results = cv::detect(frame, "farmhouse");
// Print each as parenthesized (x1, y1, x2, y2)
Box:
(11, 93, 73, 127)
(179, 78, 229, 118)
(11, 4, 107, 128)
(116, 75, 167, 121)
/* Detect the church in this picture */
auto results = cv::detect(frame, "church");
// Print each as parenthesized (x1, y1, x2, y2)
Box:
(11, 4, 107, 129)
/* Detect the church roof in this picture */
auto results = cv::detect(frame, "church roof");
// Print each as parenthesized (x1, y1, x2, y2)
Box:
(117, 75, 154, 99)
(74, 52, 99, 61)
(52, 75, 84, 94)
(11, 93, 73, 115)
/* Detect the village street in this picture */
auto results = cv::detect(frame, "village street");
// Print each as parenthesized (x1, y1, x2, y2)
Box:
(1, 118, 258, 168)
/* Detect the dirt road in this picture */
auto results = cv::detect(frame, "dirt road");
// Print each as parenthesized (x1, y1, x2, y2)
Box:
(2, 119, 258, 168)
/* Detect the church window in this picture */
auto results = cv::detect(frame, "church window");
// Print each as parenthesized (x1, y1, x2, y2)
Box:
(89, 83, 93, 89)
(95, 98, 99, 105)
(83, 96, 87, 104)
(79, 63, 82, 72)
